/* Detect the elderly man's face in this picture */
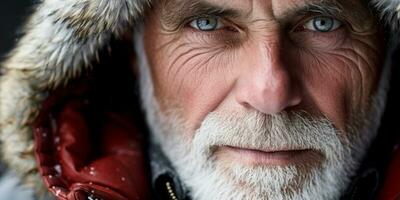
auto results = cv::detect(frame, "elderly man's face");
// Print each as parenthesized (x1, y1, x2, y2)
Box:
(137, 0, 386, 199)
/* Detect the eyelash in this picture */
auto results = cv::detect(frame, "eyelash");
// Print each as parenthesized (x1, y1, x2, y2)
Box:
(291, 14, 345, 32)
(183, 14, 346, 33)
(178, 17, 241, 44)
(183, 15, 238, 32)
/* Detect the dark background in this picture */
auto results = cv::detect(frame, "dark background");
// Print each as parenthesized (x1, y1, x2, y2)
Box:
(0, 1, 36, 59)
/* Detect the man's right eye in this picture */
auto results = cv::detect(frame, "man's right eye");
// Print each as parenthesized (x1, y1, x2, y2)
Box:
(189, 16, 226, 31)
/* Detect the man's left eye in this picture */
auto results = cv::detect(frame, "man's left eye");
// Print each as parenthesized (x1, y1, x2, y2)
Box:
(303, 17, 342, 32)
(189, 16, 225, 31)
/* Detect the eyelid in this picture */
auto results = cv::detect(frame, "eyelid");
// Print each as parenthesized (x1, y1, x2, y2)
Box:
(189, 16, 225, 31)
(185, 14, 242, 33)
(291, 14, 344, 32)
(181, 12, 223, 27)
(304, 17, 342, 32)
(185, 14, 222, 24)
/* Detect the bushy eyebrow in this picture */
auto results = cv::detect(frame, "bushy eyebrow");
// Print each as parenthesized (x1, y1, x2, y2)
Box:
(279, 1, 344, 20)
(158, 0, 367, 30)
(289, 2, 342, 17)
(159, 0, 245, 31)
(274, 0, 345, 26)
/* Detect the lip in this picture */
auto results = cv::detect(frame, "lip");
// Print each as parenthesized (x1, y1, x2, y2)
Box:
(216, 145, 320, 166)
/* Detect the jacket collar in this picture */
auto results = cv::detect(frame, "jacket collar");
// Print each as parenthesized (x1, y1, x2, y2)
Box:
(146, 107, 400, 200)
(147, 138, 396, 200)
(148, 142, 189, 200)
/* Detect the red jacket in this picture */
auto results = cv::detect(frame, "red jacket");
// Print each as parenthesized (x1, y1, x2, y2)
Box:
(0, 0, 399, 199)
(32, 88, 400, 199)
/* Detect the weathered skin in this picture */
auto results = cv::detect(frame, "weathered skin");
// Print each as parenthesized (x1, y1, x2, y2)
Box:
(144, 0, 384, 137)
(0, 0, 398, 199)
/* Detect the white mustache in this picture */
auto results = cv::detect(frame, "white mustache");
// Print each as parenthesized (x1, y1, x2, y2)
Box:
(192, 110, 348, 163)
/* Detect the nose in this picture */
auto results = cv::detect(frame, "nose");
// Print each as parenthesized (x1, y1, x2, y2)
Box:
(235, 40, 302, 114)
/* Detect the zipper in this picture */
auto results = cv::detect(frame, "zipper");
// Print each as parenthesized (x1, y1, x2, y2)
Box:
(165, 181, 179, 200)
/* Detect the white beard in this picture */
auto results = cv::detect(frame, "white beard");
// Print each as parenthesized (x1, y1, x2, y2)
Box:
(133, 29, 390, 200)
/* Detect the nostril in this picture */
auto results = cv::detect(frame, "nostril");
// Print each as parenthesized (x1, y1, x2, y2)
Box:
(240, 101, 252, 109)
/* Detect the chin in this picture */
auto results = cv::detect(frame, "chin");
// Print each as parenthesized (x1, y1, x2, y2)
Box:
(178, 155, 347, 200)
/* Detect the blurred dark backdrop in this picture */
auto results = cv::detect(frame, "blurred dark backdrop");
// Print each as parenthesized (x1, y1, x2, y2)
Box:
(0, 1, 35, 59)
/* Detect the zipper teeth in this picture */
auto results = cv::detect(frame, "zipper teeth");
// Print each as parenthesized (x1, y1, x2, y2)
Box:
(165, 181, 178, 200)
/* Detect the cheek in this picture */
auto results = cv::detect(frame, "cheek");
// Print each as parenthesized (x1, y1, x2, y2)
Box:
(294, 37, 381, 131)
(145, 33, 237, 130)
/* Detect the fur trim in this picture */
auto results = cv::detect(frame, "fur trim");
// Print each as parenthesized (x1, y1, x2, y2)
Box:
(372, 0, 400, 30)
(0, 171, 35, 200)
(0, 0, 149, 196)
(0, 0, 398, 197)
(0, 170, 54, 200)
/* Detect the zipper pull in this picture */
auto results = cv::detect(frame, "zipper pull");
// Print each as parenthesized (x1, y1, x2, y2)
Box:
(165, 181, 178, 200)
(155, 174, 180, 200)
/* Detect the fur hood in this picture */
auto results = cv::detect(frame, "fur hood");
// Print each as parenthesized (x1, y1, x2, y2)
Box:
(0, 0, 399, 199)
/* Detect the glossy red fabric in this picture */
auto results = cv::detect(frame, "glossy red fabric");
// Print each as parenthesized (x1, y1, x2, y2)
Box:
(34, 99, 150, 200)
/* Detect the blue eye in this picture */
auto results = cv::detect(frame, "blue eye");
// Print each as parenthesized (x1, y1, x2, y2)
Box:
(189, 16, 225, 31)
(304, 17, 342, 32)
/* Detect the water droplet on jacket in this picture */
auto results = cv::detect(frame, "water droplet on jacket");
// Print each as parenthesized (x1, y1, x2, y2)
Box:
(89, 167, 96, 176)
(54, 136, 60, 144)
(55, 189, 61, 196)
(54, 164, 62, 174)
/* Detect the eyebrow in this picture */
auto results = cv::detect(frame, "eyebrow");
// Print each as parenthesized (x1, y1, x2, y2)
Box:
(278, 0, 343, 20)
(274, 0, 345, 26)
(160, 0, 245, 31)
(159, 0, 364, 30)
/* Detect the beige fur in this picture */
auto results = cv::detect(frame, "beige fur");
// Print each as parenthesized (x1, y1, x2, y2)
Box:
(372, 0, 400, 30)
(0, 0, 149, 197)
(0, 0, 398, 198)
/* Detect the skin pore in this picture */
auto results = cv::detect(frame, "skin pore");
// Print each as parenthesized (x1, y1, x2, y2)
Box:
(137, 0, 387, 199)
